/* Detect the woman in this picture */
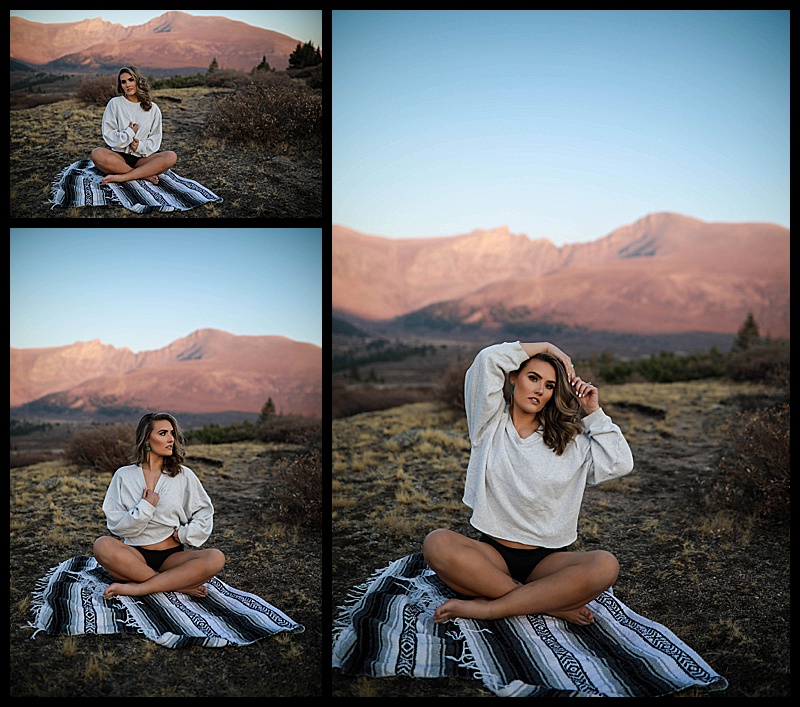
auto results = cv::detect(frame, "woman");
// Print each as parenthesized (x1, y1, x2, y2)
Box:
(90, 66, 177, 186)
(423, 341, 634, 625)
(93, 412, 225, 600)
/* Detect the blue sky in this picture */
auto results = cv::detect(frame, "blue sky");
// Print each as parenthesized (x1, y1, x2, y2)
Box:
(10, 229, 322, 352)
(333, 10, 789, 246)
(10, 10, 322, 49)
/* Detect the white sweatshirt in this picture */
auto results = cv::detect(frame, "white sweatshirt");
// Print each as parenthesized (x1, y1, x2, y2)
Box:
(462, 342, 634, 548)
(101, 95, 163, 157)
(102, 464, 214, 548)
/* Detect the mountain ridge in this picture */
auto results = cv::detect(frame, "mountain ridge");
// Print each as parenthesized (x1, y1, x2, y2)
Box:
(332, 212, 789, 339)
(10, 11, 304, 72)
(10, 328, 321, 418)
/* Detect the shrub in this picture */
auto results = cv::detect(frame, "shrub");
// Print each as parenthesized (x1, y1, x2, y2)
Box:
(714, 403, 789, 523)
(76, 75, 118, 106)
(63, 423, 135, 473)
(434, 358, 470, 411)
(254, 415, 321, 447)
(204, 71, 321, 152)
(724, 340, 790, 388)
(273, 448, 321, 527)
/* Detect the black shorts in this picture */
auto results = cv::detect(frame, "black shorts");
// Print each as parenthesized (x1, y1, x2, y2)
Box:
(479, 534, 567, 584)
(133, 544, 183, 571)
(114, 151, 142, 169)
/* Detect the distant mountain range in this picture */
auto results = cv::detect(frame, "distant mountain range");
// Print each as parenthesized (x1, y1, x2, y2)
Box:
(10, 329, 321, 420)
(10, 11, 304, 73)
(332, 212, 790, 341)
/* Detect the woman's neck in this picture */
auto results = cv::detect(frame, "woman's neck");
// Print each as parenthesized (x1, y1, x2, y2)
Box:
(511, 403, 540, 438)
(144, 455, 164, 473)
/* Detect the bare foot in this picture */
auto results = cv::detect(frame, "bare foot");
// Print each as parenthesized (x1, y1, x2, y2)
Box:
(103, 581, 141, 599)
(549, 606, 595, 625)
(176, 584, 208, 598)
(433, 597, 595, 625)
(144, 175, 158, 185)
(434, 597, 492, 623)
(101, 174, 124, 185)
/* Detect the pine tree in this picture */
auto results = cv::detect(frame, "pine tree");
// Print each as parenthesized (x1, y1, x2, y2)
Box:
(259, 397, 276, 423)
(733, 312, 760, 351)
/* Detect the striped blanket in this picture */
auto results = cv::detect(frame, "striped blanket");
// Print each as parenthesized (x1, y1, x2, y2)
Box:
(30, 556, 303, 649)
(332, 553, 728, 697)
(50, 160, 223, 214)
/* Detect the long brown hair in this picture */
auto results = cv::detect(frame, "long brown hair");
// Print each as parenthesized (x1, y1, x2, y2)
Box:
(131, 412, 185, 477)
(117, 65, 152, 111)
(510, 353, 584, 455)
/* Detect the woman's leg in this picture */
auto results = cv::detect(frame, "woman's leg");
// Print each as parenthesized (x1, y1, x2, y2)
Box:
(93, 536, 157, 583)
(423, 528, 517, 598)
(102, 547, 225, 599)
(100, 151, 177, 184)
(433, 549, 619, 625)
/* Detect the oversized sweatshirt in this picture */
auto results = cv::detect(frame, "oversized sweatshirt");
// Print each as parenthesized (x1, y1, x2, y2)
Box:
(101, 96, 163, 157)
(462, 342, 634, 548)
(102, 464, 214, 548)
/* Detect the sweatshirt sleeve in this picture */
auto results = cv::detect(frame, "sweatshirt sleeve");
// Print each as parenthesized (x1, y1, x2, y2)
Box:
(176, 467, 214, 548)
(103, 471, 156, 540)
(101, 100, 135, 151)
(136, 104, 162, 157)
(581, 408, 635, 485)
(464, 342, 531, 443)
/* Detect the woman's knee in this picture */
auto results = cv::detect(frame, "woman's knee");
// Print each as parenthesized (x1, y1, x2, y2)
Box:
(165, 150, 177, 167)
(93, 535, 119, 559)
(203, 548, 225, 574)
(422, 528, 458, 565)
(589, 550, 619, 588)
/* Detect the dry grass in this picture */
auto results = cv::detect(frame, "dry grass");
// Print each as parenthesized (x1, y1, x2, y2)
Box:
(10, 81, 321, 219)
(10, 441, 321, 697)
(332, 379, 790, 698)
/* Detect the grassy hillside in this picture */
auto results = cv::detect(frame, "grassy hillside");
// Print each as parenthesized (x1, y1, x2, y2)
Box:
(10, 439, 322, 697)
(331, 379, 789, 697)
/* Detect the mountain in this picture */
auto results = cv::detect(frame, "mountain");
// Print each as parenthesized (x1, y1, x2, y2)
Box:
(10, 329, 321, 419)
(10, 11, 303, 72)
(333, 213, 790, 339)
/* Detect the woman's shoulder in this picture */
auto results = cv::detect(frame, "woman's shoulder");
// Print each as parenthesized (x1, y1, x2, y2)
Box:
(113, 463, 140, 477)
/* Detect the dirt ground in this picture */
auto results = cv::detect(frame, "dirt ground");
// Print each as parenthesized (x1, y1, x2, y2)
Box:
(330, 379, 790, 697)
(10, 440, 322, 697)
(9, 86, 321, 219)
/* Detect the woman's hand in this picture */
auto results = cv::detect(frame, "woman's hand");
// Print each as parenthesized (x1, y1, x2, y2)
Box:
(172, 528, 180, 543)
(520, 342, 575, 381)
(571, 376, 599, 414)
(129, 121, 139, 134)
(130, 137, 139, 152)
(142, 487, 159, 507)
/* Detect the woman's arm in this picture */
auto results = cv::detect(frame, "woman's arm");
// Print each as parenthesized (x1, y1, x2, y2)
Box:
(175, 468, 214, 548)
(101, 101, 135, 151)
(102, 474, 156, 540)
(518, 342, 575, 381)
(136, 105, 163, 157)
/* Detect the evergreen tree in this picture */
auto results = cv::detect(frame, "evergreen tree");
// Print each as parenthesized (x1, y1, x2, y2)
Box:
(733, 311, 760, 351)
(259, 397, 276, 423)
(254, 55, 273, 72)
(208, 57, 219, 73)
(288, 41, 322, 69)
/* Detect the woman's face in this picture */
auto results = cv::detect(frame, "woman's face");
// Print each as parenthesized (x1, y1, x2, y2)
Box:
(511, 358, 557, 415)
(148, 420, 175, 457)
(120, 72, 137, 98)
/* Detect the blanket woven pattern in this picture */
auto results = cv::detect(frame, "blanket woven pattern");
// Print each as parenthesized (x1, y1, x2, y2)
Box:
(50, 160, 223, 213)
(30, 556, 303, 649)
(332, 553, 728, 697)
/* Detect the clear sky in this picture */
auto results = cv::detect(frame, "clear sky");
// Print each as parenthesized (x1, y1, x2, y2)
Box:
(9, 10, 322, 49)
(10, 229, 322, 352)
(333, 10, 789, 246)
